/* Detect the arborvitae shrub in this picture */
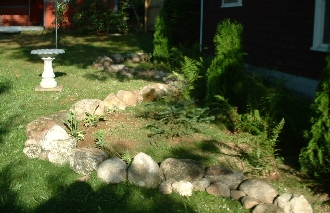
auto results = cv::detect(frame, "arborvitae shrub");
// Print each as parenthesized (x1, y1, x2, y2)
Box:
(152, 10, 171, 64)
(299, 54, 330, 179)
(206, 19, 246, 111)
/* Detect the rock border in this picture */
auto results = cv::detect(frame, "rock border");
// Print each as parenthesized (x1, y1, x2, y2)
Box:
(23, 54, 313, 213)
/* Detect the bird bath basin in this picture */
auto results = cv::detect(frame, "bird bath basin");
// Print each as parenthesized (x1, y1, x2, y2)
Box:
(31, 49, 65, 89)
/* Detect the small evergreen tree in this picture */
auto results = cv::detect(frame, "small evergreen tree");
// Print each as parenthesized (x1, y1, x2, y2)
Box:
(206, 19, 246, 111)
(299, 54, 330, 178)
(152, 10, 171, 64)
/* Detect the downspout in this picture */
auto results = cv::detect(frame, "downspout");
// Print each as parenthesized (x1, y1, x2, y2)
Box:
(114, 0, 118, 12)
(199, 0, 203, 53)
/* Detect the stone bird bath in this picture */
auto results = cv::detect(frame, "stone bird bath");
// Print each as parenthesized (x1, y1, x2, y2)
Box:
(31, 49, 65, 90)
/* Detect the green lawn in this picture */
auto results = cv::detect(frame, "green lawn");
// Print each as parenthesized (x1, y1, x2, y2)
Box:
(0, 31, 328, 213)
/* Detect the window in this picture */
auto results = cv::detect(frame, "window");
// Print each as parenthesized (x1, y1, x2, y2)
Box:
(221, 0, 242, 8)
(311, 0, 330, 52)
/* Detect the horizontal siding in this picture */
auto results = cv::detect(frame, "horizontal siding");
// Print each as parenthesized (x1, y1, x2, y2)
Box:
(203, 0, 327, 80)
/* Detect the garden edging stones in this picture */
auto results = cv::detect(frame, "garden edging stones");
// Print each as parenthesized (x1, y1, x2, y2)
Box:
(22, 53, 313, 213)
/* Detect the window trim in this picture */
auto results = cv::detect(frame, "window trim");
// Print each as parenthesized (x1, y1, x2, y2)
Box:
(221, 0, 242, 8)
(311, 0, 329, 52)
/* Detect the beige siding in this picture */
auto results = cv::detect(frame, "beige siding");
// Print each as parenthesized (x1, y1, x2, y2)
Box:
(144, 0, 163, 31)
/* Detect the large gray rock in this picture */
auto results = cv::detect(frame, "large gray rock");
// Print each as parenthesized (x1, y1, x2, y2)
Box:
(48, 137, 78, 165)
(39, 125, 70, 151)
(274, 193, 313, 213)
(46, 110, 70, 130)
(128, 152, 164, 188)
(106, 64, 125, 73)
(116, 90, 140, 107)
(69, 148, 108, 175)
(252, 203, 284, 213)
(140, 83, 169, 102)
(103, 93, 126, 111)
(160, 158, 205, 181)
(172, 181, 194, 196)
(26, 117, 58, 141)
(69, 99, 106, 121)
(238, 178, 278, 204)
(206, 182, 231, 197)
(97, 157, 128, 184)
(126, 53, 141, 63)
(192, 178, 210, 191)
(110, 54, 125, 64)
(205, 165, 245, 189)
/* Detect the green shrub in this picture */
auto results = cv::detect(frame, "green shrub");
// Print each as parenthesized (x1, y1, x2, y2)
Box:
(299, 54, 330, 179)
(206, 19, 245, 111)
(152, 10, 172, 64)
(68, 0, 128, 34)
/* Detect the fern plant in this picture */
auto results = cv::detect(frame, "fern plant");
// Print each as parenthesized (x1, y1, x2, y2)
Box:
(142, 99, 214, 139)
(299, 54, 330, 178)
(238, 111, 285, 177)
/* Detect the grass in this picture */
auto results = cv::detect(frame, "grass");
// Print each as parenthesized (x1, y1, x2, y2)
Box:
(0, 31, 329, 213)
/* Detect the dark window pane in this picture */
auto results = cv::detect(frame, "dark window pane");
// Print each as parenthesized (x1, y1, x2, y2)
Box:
(323, 1, 330, 43)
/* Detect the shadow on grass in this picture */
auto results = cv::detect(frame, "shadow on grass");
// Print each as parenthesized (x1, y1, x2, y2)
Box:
(0, 164, 27, 213)
(82, 70, 166, 84)
(0, 77, 13, 144)
(34, 177, 193, 213)
(1, 31, 154, 70)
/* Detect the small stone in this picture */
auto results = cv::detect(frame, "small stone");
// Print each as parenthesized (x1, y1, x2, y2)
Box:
(158, 180, 174, 195)
(172, 181, 194, 196)
(231, 190, 246, 200)
(23, 145, 42, 158)
(206, 182, 231, 197)
(241, 196, 259, 209)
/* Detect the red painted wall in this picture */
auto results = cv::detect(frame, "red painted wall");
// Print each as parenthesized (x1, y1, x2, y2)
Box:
(0, 0, 43, 26)
(203, 0, 327, 80)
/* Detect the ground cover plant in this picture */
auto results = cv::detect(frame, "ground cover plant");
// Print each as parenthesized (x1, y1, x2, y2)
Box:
(0, 30, 329, 213)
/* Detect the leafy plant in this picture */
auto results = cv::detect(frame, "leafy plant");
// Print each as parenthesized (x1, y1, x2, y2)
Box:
(206, 19, 246, 111)
(62, 111, 85, 140)
(95, 129, 108, 150)
(83, 112, 106, 127)
(68, 0, 128, 34)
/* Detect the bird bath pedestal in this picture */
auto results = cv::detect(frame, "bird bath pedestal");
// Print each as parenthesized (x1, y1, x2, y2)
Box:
(31, 49, 65, 91)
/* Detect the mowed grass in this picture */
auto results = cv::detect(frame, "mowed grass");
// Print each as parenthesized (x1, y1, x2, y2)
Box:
(0, 31, 328, 213)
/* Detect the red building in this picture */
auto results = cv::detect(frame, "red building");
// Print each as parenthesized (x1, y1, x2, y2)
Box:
(0, 0, 117, 29)
(202, 0, 328, 81)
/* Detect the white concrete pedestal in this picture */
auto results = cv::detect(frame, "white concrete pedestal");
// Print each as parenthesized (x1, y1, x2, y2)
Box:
(31, 49, 65, 91)
(40, 57, 57, 88)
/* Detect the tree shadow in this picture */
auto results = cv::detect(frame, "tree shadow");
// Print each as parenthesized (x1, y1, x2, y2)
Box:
(0, 164, 28, 213)
(1, 31, 154, 70)
(34, 175, 194, 213)
(37, 72, 67, 78)
(0, 77, 14, 144)
(82, 70, 166, 84)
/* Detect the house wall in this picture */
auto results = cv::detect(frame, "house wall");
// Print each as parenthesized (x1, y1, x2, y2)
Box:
(144, 0, 163, 31)
(203, 0, 327, 80)
(0, 0, 43, 26)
